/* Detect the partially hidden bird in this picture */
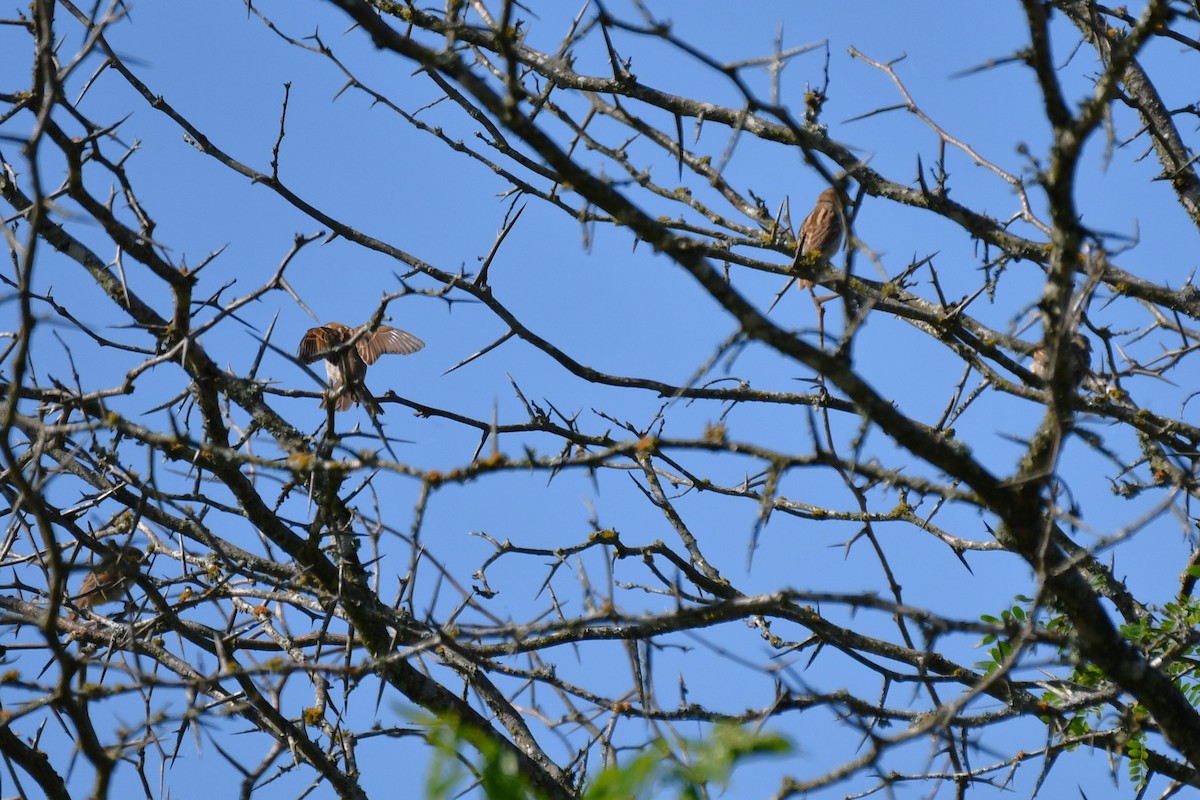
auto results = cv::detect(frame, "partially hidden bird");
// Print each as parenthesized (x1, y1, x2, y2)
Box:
(794, 188, 845, 290)
(1031, 332, 1091, 389)
(297, 322, 425, 413)
(72, 545, 143, 613)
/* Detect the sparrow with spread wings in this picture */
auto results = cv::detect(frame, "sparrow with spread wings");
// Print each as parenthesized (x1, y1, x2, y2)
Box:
(297, 322, 424, 414)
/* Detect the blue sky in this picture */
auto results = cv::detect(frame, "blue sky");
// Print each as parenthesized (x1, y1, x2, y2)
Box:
(3, 1, 1198, 798)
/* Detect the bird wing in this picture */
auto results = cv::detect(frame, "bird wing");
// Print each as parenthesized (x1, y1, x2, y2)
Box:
(357, 326, 425, 365)
(297, 325, 346, 363)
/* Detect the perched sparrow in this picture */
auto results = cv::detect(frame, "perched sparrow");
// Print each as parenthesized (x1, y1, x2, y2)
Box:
(72, 546, 143, 612)
(794, 188, 845, 290)
(297, 321, 424, 414)
(1031, 333, 1092, 389)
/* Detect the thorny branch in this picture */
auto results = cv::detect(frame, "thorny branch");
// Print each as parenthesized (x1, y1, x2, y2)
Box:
(3, 1, 1200, 798)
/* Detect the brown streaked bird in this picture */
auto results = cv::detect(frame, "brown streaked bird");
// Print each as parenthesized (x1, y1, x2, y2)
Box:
(297, 322, 425, 414)
(794, 188, 845, 290)
(1031, 332, 1092, 389)
(72, 546, 143, 613)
